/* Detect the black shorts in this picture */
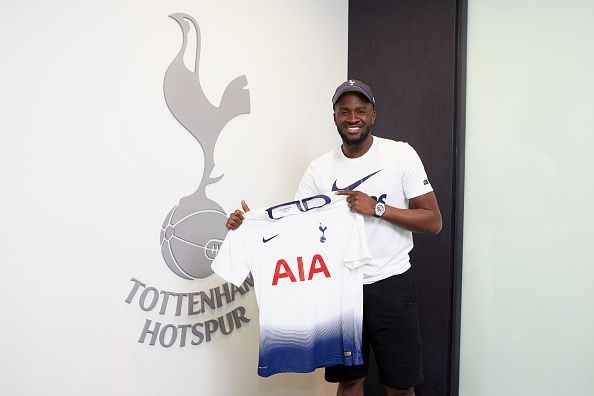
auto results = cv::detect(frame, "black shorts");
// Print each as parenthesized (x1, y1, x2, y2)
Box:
(325, 270, 423, 389)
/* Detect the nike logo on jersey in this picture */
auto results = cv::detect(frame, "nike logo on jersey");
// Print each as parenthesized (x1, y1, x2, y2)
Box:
(262, 234, 279, 243)
(331, 169, 382, 191)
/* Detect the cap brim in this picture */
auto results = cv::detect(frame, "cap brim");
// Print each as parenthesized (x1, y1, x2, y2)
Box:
(332, 87, 374, 106)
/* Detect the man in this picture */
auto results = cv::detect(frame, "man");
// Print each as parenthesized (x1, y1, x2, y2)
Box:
(226, 80, 442, 396)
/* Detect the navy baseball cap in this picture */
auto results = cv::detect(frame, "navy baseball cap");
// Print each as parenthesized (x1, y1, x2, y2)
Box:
(332, 79, 376, 108)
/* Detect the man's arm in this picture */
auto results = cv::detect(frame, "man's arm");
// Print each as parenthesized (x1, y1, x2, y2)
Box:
(294, 164, 319, 200)
(335, 190, 442, 235)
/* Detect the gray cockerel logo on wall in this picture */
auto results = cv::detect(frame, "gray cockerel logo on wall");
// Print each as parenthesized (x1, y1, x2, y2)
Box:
(160, 13, 250, 280)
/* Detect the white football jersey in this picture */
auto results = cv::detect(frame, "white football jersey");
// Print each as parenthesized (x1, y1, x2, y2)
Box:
(212, 194, 370, 377)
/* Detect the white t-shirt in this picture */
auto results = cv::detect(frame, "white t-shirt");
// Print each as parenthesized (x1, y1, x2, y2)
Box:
(296, 136, 433, 284)
(212, 194, 370, 377)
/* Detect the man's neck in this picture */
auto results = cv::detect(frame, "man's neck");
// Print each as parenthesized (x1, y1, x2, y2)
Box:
(341, 135, 374, 158)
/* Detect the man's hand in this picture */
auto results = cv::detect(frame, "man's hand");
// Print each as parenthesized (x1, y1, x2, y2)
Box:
(226, 200, 250, 230)
(335, 190, 376, 216)
(336, 190, 442, 234)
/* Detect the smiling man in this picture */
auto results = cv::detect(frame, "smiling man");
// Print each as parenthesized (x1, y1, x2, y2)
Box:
(291, 80, 441, 396)
(226, 80, 442, 396)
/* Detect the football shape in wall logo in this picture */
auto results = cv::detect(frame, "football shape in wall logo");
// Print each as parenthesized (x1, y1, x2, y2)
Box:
(160, 13, 250, 280)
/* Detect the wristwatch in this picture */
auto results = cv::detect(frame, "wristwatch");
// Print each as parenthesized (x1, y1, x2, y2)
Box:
(373, 202, 385, 218)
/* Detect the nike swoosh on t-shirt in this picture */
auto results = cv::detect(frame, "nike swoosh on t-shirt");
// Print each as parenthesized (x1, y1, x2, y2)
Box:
(331, 169, 382, 191)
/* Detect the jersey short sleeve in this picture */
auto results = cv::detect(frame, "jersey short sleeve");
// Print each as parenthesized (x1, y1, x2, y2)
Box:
(402, 143, 433, 199)
(211, 229, 250, 287)
(343, 214, 371, 269)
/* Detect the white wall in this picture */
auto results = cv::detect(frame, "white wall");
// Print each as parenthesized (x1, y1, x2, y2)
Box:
(461, 0, 594, 394)
(0, 1, 347, 395)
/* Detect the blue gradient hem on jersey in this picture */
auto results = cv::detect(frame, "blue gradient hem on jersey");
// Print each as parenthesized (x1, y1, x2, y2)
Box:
(257, 336, 363, 377)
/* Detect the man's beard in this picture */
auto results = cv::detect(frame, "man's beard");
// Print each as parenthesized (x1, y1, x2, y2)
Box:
(337, 124, 372, 147)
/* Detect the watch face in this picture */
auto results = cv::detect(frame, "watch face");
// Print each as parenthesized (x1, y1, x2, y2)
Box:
(374, 202, 385, 217)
